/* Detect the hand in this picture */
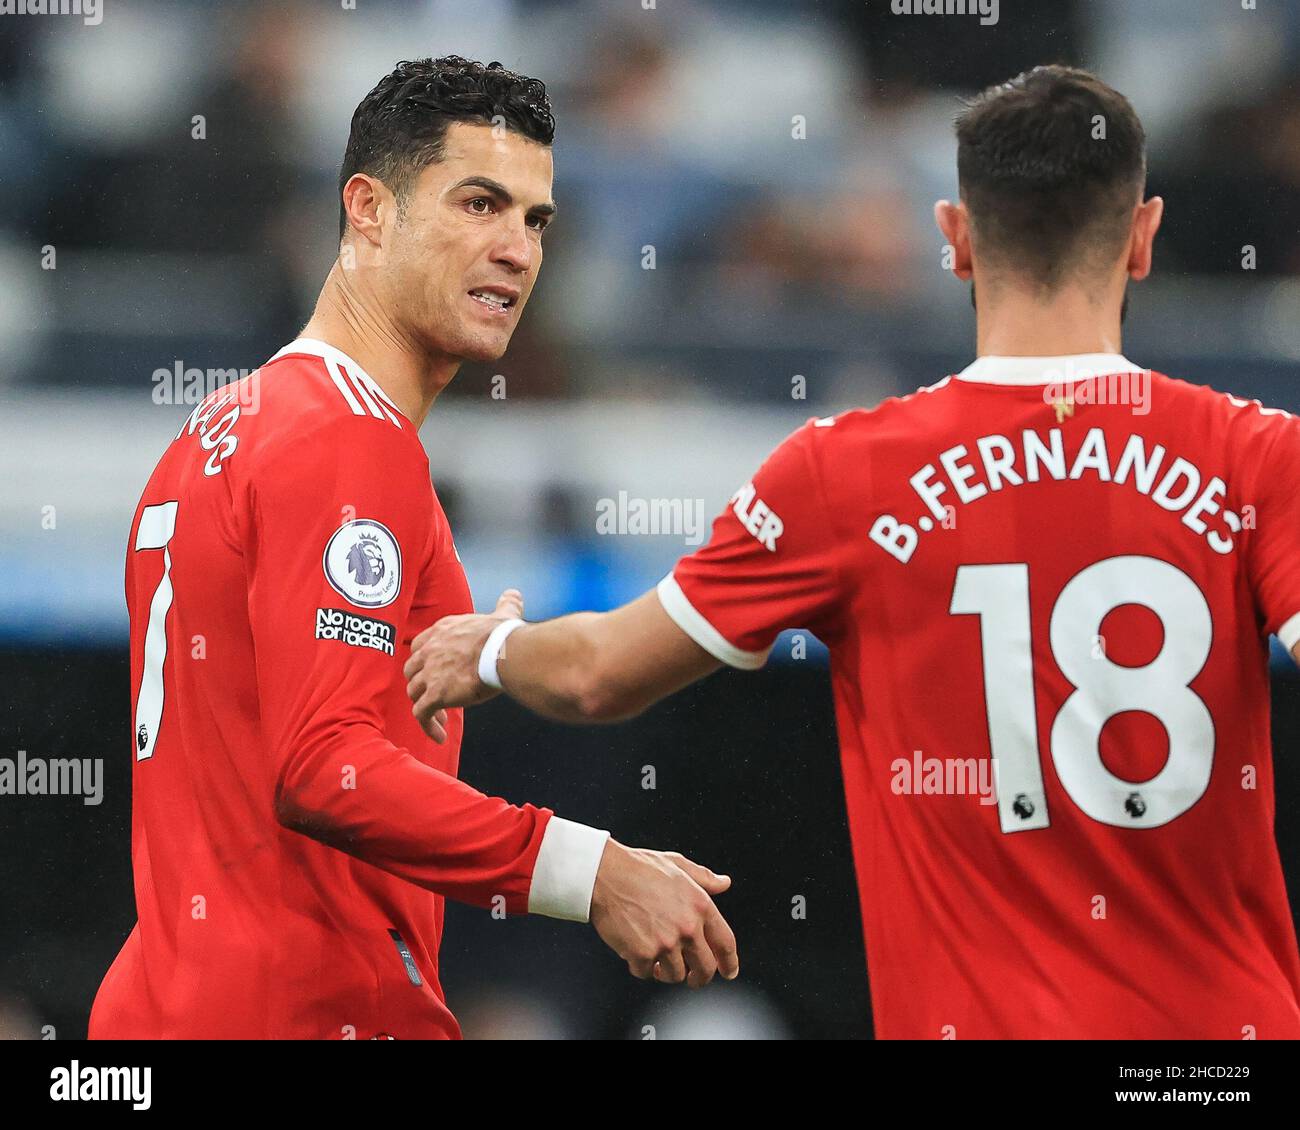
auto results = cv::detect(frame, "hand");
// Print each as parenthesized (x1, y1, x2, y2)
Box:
(405, 589, 523, 742)
(589, 839, 739, 989)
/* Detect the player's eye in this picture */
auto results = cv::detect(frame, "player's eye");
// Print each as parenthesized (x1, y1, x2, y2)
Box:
(527, 214, 549, 233)
(467, 197, 495, 215)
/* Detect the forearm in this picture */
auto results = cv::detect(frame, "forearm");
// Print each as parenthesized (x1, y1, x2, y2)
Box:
(274, 721, 602, 916)
(495, 593, 722, 723)
(496, 611, 638, 723)
(408, 590, 722, 729)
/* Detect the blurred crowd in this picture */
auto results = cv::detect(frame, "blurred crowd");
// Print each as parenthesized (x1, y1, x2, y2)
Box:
(4, 0, 1300, 1042)
(2, 0, 1299, 404)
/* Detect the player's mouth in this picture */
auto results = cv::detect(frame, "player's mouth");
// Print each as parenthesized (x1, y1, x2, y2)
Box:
(467, 287, 518, 317)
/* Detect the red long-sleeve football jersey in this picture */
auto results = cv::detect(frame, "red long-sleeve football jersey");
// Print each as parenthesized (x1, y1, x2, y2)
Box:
(661, 353, 1300, 1039)
(90, 339, 603, 1040)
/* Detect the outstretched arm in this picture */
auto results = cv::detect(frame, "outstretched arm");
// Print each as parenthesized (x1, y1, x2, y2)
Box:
(408, 417, 849, 731)
(403, 588, 738, 986)
(406, 589, 721, 727)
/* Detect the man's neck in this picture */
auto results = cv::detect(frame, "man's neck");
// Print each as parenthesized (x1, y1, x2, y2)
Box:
(298, 261, 460, 428)
(974, 277, 1125, 359)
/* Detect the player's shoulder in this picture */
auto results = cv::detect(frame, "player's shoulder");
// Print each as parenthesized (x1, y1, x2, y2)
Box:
(238, 339, 427, 466)
(790, 374, 960, 453)
(258, 339, 412, 431)
(809, 366, 1296, 433)
(1145, 369, 1299, 451)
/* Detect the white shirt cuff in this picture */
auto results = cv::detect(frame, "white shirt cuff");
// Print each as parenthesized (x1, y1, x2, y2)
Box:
(1277, 610, 1300, 654)
(527, 817, 610, 922)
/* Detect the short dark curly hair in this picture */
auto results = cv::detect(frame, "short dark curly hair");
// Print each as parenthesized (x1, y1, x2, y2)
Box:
(338, 56, 555, 240)
(956, 65, 1146, 289)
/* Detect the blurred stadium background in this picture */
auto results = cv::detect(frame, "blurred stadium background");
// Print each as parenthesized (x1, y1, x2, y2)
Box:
(2, 0, 1299, 1039)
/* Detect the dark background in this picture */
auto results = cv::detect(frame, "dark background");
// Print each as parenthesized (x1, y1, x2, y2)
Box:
(2, 649, 1298, 1039)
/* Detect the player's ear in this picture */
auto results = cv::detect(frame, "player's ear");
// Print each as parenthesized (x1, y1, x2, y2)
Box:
(341, 173, 389, 249)
(934, 200, 973, 281)
(1127, 196, 1163, 282)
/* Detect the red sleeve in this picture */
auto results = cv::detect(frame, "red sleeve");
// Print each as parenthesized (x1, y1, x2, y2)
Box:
(246, 413, 551, 914)
(1241, 405, 1300, 653)
(660, 418, 847, 666)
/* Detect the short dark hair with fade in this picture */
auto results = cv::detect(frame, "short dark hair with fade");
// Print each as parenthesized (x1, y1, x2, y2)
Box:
(955, 65, 1146, 289)
(338, 56, 555, 239)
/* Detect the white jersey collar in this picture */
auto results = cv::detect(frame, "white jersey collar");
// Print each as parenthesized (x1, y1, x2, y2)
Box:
(270, 337, 380, 387)
(954, 353, 1145, 386)
(269, 337, 412, 425)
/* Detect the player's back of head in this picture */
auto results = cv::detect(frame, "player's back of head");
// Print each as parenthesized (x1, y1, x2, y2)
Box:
(955, 65, 1146, 290)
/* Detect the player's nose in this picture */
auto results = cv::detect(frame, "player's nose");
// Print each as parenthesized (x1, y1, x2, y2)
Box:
(492, 221, 532, 274)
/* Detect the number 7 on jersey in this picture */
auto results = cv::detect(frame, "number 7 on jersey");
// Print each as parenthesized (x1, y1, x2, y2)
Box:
(133, 501, 179, 761)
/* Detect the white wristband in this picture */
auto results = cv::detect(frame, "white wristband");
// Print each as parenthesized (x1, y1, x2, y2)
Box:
(477, 618, 526, 690)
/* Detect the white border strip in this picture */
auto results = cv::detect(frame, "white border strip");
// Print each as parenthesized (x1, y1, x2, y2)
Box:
(656, 573, 771, 670)
(323, 357, 365, 416)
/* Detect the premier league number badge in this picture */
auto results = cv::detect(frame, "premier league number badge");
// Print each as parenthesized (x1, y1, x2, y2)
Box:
(323, 519, 402, 608)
